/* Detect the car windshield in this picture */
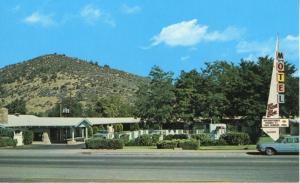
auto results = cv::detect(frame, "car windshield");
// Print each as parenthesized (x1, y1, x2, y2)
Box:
(275, 137, 285, 143)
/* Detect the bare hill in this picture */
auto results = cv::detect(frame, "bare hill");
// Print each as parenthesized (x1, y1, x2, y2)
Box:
(0, 54, 148, 114)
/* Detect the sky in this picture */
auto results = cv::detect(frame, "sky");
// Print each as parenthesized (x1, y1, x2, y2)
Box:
(0, 0, 298, 77)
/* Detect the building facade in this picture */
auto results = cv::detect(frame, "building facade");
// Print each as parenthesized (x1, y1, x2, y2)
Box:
(0, 108, 140, 144)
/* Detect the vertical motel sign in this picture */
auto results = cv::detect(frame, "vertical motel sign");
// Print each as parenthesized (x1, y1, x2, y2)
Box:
(276, 52, 285, 104)
(261, 39, 288, 141)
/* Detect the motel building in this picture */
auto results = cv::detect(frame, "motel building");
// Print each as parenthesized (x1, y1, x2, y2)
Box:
(0, 108, 140, 145)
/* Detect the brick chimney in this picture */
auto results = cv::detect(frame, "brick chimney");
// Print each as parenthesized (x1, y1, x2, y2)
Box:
(0, 108, 8, 124)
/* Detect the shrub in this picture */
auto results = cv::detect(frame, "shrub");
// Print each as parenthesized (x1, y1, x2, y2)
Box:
(180, 140, 199, 150)
(0, 128, 14, 138)
(22, 130, 33, 145)
(164, 134, 189, 140)
(0, 137, 17, 147)
(114, 124, 123, 132)
(130, 123, 140, 131)
(191, 134, 212, 145)
(88, 127, 93, 137)
(119, 134, 130, 145)
(157, 140, 177, 149)
(92, 126, 99, 133)
(125, 139, 136, 146)
(152, 124, 161, 130)
(219, 132, 250, 145)
(151, 134, 160, 144)
(85, 138, 123, 149)
(135, 134, 153, 146)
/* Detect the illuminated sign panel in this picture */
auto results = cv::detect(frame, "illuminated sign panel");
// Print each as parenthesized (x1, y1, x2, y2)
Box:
(277, 73, 285, 82)
(262, 118, 289, 127)
(277, 83, 285, 93)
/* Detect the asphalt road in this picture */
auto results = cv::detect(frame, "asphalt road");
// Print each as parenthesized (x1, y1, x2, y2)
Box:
(0, 149, 298, 183)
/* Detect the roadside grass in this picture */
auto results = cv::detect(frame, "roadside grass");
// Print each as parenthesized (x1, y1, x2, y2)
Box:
(124, 145, 256, 150)
(124, 146, 156, 150)
(198, 145, 256, 150)
(257, 136, 274, 144)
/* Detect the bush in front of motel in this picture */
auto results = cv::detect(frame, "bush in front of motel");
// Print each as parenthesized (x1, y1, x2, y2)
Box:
(179, 139, 199, 150)
(164, 134, 189, 140)
(0, 128, 14, 138)
(124, 134, 161, 146)
(151, 134, 160, 144)
(134, 134, 153, 146)
(0, 137, 17, 147)
(191, 134, 212, 145)
(156, 139, 199, 150)
(219, 132, 250, 145)
(22, 130, 33, 145)
(156, 140, 177, 149)
(118, 134, 130, 145)
(85, 138, 123, 149)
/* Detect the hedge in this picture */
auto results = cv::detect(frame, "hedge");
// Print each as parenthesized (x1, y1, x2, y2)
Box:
(134, 134, 153, 146)
(86, 138, 123, 149)
(191, 134, 211, 145)
(164, 134, 189, 140)
(219, 132, 250, 145)
(119, 134, 130, 145)
(124, 134, 162, 146)
(151, 134, 160, 144)
(22, 130, 33, 145)
(114, 124, 123, 132)
(0, 137, 17, 147)
(157, 140, 177, 149)
(180, 140, 199, 150)
(156, 139, 199, 150)
(0, 128, 14, 138)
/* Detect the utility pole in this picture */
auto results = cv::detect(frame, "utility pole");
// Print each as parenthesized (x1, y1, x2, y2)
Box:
(59, 87, 62, 117)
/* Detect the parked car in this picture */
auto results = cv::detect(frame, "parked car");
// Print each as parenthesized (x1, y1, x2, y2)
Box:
(256, 135, 299, 155)
(93, 130, 109, 139)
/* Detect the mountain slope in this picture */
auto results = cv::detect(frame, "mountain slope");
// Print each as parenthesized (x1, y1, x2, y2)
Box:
(0, 54, 148, 114)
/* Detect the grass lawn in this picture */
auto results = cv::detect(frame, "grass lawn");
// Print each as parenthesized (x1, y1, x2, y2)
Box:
(124, 145, 256, 150)
(198, 145, 256, 150)
(257, 136, 274, 144)
(124, 146, 157, 150)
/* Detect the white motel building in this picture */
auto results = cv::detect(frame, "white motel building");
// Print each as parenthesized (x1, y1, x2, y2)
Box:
(0, 108, 140, 144)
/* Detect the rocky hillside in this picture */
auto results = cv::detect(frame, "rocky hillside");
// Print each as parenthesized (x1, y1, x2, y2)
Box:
(0, 54, 148, 114)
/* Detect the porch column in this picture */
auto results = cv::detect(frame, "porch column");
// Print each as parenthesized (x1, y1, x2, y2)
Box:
(85, 127, 88, 139)
(42, 128, 51, 144)
(71, 127, 75, 142)
(81, 128, 85, 138)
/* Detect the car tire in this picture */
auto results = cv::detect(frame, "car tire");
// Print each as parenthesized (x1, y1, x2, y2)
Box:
(265, 148, 275, 156)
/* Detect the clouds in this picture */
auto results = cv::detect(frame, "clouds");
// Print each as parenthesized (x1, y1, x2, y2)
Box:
(22, 4, 117, 28)
(80, 5, 101, 22)
(121, 4, 141, 14)
(236, 35, 299, 61)
(23, 12, 55, 27)
(151, 19, 207, 47)
(80, 4, 115, 27)
(236, 39, 273, 56)
(151, 19, 243, 47)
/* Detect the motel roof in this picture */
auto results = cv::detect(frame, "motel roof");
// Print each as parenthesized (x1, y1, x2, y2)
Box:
(3, 115, 141, 127)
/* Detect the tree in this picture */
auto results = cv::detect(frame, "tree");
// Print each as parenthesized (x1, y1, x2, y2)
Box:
(6, 98, 27, 114)
(174, 70, 200, 122)
(135, 66, 175, 124)
(93, 96, 134, 117)
(47, 97, 83, 117)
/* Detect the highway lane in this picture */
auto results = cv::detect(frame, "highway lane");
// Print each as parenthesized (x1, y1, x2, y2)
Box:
(0, 150, 298, 182)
